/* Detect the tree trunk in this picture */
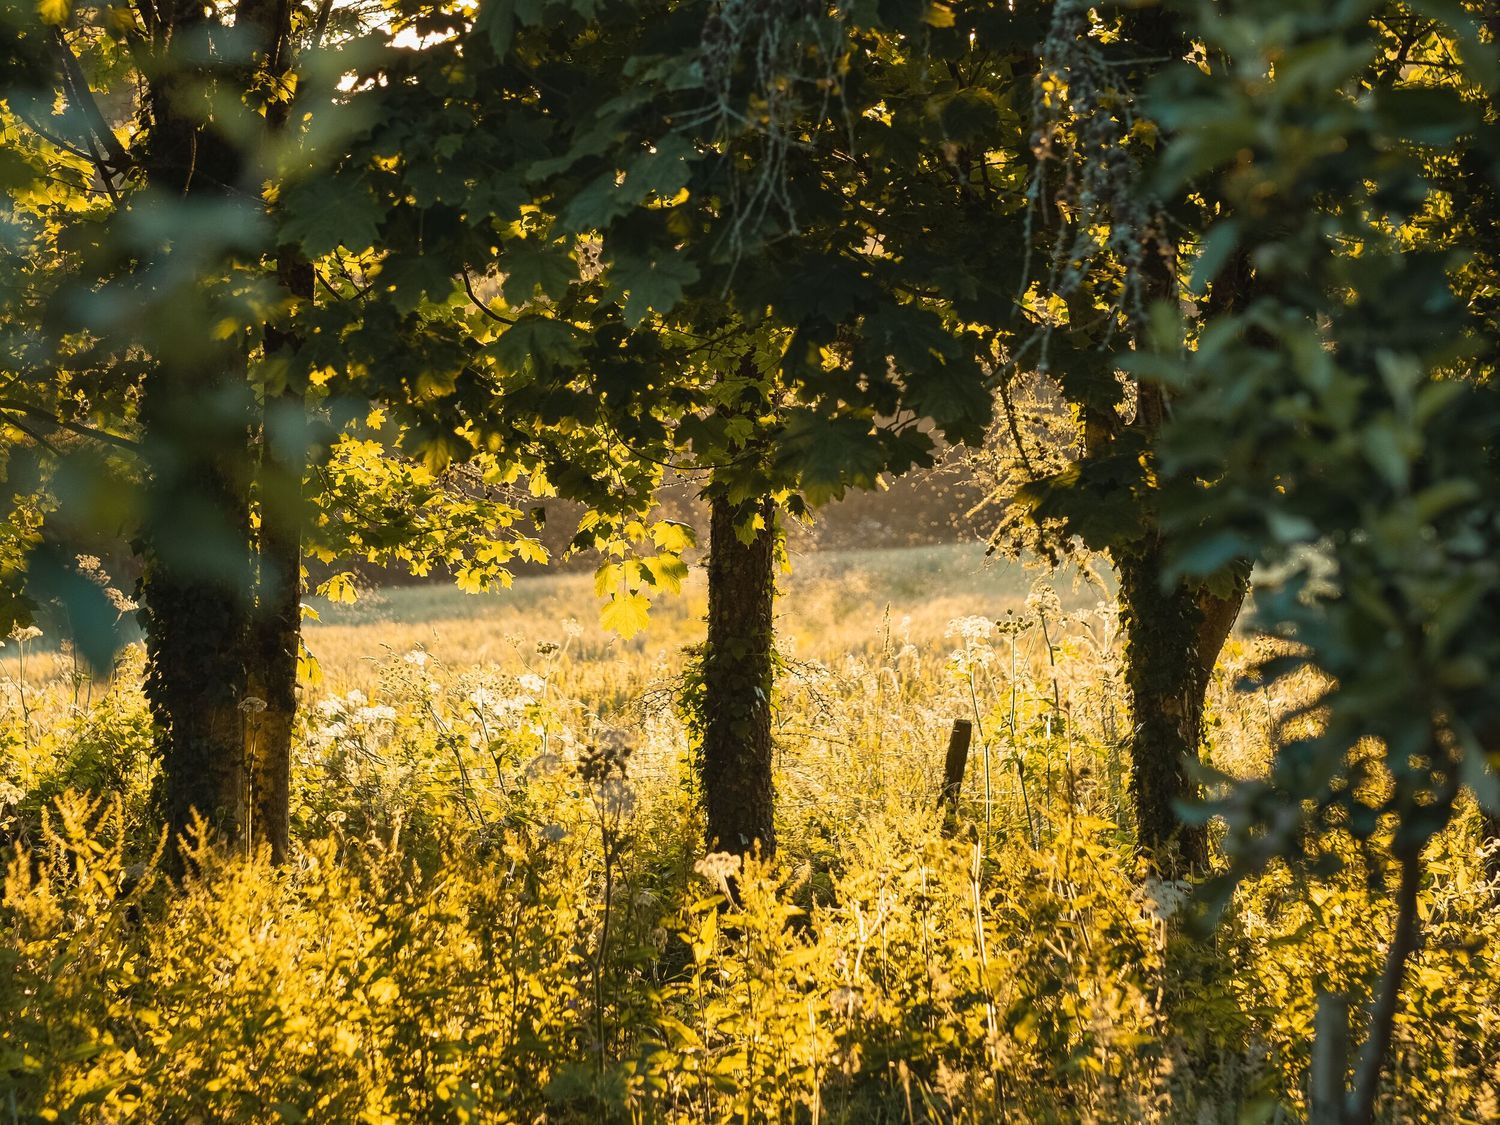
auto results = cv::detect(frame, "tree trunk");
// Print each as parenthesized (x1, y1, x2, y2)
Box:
(245, 257, 313, 864)
(701, 495, 777, 857)
(139, 366, 255, 853)
(1115, 539, 1247, 875)
(136, 0, 258, 856)
(245, 389, 303, 864)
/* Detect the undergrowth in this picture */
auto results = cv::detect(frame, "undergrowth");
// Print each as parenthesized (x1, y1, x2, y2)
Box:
(2, 560, 1497, 1122)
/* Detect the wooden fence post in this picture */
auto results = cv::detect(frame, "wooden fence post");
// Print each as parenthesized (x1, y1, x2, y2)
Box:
(937, 719, 974, 829)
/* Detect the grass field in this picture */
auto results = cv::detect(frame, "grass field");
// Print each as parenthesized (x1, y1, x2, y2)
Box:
(301, 541, 1102, 679)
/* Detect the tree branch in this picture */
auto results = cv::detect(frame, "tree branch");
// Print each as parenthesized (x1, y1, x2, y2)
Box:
(1344, 842, 1424, 1124)
(52, 30, 133, 172)
(462, 267, 517, 326)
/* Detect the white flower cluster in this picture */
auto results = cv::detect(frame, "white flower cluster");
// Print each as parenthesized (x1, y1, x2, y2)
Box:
(693, 851, 742, 892)
(945, 615, 994, 644)
(1025, 583, 1063, 621)
(468, 686, 534, 723)
(308, 691, 398, 747)
(1138, 876, 1191, 923)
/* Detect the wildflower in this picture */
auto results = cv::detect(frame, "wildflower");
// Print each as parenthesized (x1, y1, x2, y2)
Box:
(579, 728, 633, 782)
(948, 646, 993, 677)
(402, 649, 429, 668)
(1026, 582, 1062, 621)
(9, 625, 41, 643)
(562, 617, 584, 639)
(105, 587, 139, 613)
(518, 673, 546, 695)
(239, 696, 268, 714)
(944, 615, 992, 643)
(345, 689, 368, 707)
(536, 640, 560, 656)
(830, 985, 862, 1018)
(995, 609, 1027, 637)
(355, 705, 398, 724)
(693, 851, 742, 892)
(470, 687, 531, 721)
(1139, 876, 1191, 922)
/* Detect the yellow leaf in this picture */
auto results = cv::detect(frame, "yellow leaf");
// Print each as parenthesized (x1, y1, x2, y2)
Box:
(38, 0, 70, 24)
(600, 590, 651, 638)
(318, 572, 359, 604)
(297, 642, 322, 686)
(649, 519, 696, 553)
(923, 2, 955, 27)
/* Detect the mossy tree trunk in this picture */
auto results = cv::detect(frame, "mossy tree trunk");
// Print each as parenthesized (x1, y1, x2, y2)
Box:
(245, 260, 312, 864)
(239, 0, 312, 862)
(701, 494, 777, 858)
(1115, 537, 1247, 875)
(136, 0, 259, 854)
(139, 367, 256, 851)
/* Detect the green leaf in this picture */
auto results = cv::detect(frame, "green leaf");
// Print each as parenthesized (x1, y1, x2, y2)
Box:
(642, 553, 688, 593)
(626, 136, 695, 199)
(775, 413, 888, 506)
(649, 520, 695, 553)
(610, 251, 699, 327)
(474, 0, 546, 58)
(382, 253, 456, 312)
(280, 175, 382, 257)
(560, 172, 643, 232)
(1188, 222, 1240, 297)
(1166, 532, 1254, 582)
(501, 241, 576, 304)
(489, 316, 586, 371)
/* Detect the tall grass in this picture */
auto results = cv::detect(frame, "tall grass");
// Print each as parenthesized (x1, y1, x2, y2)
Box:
(2, 546, 1496, 1122)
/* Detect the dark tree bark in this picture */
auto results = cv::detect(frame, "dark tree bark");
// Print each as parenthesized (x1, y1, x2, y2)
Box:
(135, 0, 259, 854)
(245, 257, 312, 864)
(1345, 842, 1425, 1125)
(138, 365, 255, 851)
(1115, 537, 1247, 875)
(701, 494, 777, 858)
(238, 0, 313, 863)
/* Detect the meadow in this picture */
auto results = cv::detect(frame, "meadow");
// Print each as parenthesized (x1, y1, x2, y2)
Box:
(2, 545, 1497, 1122)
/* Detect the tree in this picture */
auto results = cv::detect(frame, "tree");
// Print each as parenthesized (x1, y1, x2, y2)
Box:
(290, 0, 1000, 857)
(943, 0, 1259, 873)
(0, 0, 549, 859)
(1139, 1, 1500, 1117)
